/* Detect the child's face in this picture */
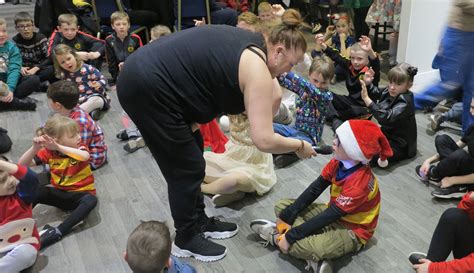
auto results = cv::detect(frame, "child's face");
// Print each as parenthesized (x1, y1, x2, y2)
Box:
(16, 20, 34, 40)
(57, 132, 81, 148)
(388, 81, 411, 97)
(259, 11, 273, 21)
(336, 19, 350, 35)
(333, 135, 351, 161)
(0, 174, 19, 197)
(349, 49, 369, 70)
(0, 25, 8, 47)
(309, 71, 330, 90)
(112, 19, 130, 37)
(57, 53, 78, 72)
(58, 23, 79, 40)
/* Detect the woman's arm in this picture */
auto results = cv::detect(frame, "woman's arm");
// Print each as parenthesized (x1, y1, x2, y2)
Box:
(239, 49, 315, 158)
(272, 78, 283, 116)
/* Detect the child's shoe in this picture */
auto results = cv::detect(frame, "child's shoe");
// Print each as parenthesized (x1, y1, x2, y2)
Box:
(274, 153, 299, 168)
(90, 109, 103, 121)
(123, 137, 146, 153)
(116, 129, 129, 140)
(305, 259, 333, 273)
(429, 114, 443, 131)
(200, 217, 239, 240)
(250, 219, 278, 246)
(415, 165, 440, 186)
(212, 191, 245, 207)
(39, 224, 62, 250)
(431, 185, 468, 199)
(408, 252, 427, 265)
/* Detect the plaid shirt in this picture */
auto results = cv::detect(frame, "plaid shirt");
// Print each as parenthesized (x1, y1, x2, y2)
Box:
(69, 106, 107, 168)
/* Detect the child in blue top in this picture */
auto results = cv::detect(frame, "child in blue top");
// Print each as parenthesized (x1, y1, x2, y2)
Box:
(273, 56, 334, 168)
(52, 44, 110, 120)
(125, 221, 196, 273)
(0, 17, 37, 111)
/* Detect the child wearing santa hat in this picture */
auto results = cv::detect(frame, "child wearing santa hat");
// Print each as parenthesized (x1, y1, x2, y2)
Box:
(250, 120, 393, 272)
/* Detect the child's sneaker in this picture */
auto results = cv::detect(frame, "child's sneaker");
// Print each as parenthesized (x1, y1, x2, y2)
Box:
(201, 217, 238, 239)
(39, 224, 62, 250)
(123, 137, 146, 153)
(116, 129, 129, 140)
(431, 185, 468, 199)
(90, 109, 103, 121)
(408, 252, 427, 265)
(429, 114, 443, 131)
(274, 154, 299, 168)
(415, 165, 440, 186)
(212, 192, 245, 207)
(172, 233, 227, 262)
(305, 259, 333, 273)
(250, 219, 278, 246)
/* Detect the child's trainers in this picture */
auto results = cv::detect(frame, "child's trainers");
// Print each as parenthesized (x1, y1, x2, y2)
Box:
(116, 129, 129, 140)
(408, 252, 427, 265)
(40, 224, 62, 250)
(250, 219, 278, 246)
(431, 185, 468, 199)
(123, 137, 146, 153)
(201, 217, 238, 239)
(415, 165, 441, 186)
(305, 260, 333, 273)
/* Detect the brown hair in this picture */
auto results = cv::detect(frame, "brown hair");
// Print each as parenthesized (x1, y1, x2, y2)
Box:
(265, 9, 307, 52)
(238, 11, 259, 26)
(37, 114, 79, 139)
(126, 221, 171, 273)
(52, 44, 83, 78)
(388, 62, 418, 85)
(309, 56, 335, 81)
(111, 11, 129, 25)
(150, 25, 171, 41)
(58, 14, 78, 26)
(47, 80, 80, 110)
(14, 12, 33, 25)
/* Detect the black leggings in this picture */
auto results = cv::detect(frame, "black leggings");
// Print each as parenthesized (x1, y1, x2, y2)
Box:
(427, 207, 474, 261)
(433, 134, 474, 179)
(34, 186, 98, 235)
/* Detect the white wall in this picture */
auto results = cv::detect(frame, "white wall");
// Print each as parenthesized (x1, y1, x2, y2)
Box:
(397, 0, 452, 92)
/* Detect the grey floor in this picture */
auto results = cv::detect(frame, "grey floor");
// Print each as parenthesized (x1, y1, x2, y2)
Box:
(1, 2, 463, 273)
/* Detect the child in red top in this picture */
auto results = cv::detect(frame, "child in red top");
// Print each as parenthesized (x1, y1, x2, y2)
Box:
(410, 191, 474, 273)
(250, 120, 393, 272)
(18, 115, 97, 250)
(0, 158, 40, 272)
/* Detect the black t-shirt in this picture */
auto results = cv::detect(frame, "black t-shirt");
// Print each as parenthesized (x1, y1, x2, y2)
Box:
(117, 25, 266, 123)
(462, 124, 474, 158)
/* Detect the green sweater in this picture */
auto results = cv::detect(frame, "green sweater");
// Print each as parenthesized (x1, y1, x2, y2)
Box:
(0, 40, 22, 92)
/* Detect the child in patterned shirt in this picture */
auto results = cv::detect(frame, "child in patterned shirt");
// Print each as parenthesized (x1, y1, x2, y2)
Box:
(52, 44, 110, 120)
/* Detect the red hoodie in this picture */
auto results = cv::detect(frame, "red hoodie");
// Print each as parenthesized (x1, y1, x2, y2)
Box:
(429, 192, 474, 273)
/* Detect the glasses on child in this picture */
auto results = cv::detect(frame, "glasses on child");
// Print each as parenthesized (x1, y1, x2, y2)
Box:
(16, 24, 33, 30)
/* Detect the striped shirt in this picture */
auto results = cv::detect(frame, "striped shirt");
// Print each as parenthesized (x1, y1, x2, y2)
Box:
(36, 146, 96, 194)
(322, 159, 380, 243)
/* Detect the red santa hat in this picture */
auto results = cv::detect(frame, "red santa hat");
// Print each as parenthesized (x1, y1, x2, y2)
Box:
(335, 120, 393, 167)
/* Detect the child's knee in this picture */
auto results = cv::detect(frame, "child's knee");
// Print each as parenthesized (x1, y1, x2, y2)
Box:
(274, 199, 295, 217)
(80, 194, 98, 209)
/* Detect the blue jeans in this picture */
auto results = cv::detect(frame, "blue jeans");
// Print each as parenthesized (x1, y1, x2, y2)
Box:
(273, 123, 315, 145)
(414, 27, 474, 132)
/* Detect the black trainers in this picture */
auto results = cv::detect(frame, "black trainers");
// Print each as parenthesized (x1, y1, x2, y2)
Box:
(39, 224, 62, 249)
(116, 129, 129, 140)
(431, 185, 468, 199)
(250, 219, 278, 247)
(306, 259, 333, 273)
(10, 97, 36, 111)
(415, 165, 440, 186)
(274, 153, 299, 168)
(408, 252, 427, 265)
(172, 233, 227, 262)
(211, 192, 245, 207)
(201, 217, 238, 239)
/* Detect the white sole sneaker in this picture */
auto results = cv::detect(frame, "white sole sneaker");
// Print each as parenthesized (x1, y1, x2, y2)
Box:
(250, 219, 276, 241)
(212, 191, 245, 207)
(171, 242, 227, 262)
(204, 225, 239, 240)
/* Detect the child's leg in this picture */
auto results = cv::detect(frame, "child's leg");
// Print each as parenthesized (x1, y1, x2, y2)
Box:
(274, 199, 361, 261)
(427, 207, 474, 261)
(444, 101, 463, 124)
(14, 75, 40, 99)
(433, 149, 474, 178)
(0, 244, 37, 272)
(435, 134, 459, 159)
(201, 172, 254, 194)
(121, 111, 141, 138)
(80, 96, 105, 113)
(34, 187, 97, 235)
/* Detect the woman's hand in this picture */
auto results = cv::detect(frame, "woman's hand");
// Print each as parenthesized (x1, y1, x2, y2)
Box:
(295, 140, 317, 159)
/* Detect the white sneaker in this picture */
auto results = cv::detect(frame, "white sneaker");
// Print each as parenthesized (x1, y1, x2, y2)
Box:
(306, 260, 333, 273)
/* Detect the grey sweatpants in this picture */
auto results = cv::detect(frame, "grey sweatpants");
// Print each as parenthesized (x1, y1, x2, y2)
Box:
(0, 244, 37, 273)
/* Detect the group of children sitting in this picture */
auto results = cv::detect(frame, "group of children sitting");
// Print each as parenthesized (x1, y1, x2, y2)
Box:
(0, 3, 473, 273)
